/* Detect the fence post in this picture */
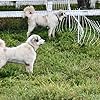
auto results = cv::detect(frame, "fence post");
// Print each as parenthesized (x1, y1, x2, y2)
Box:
(68, 0, 71, 30)
(16, 1, 20, 9)
(78, 12, 80, 43)
(46, 1, 53, 12)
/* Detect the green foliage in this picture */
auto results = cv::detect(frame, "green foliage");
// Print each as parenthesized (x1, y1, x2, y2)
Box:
(0, 18, 27, 31)
(0, 5, 46, 11)
(0, 29, 100, 100)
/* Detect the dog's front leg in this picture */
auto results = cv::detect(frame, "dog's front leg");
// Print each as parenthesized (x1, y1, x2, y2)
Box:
(48, 28, 53, 39)
(27, 24, 36, 37)
(52, 27, 56, 38)
(26, 64, 33, 73)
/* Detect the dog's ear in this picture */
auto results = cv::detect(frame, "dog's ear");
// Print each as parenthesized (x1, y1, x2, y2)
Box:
(29, 6, 35, 13)
(30, 36, 39, 44)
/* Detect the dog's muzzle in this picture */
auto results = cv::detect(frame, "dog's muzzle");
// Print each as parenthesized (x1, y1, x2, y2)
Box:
(40, 39, 45, 44)
(38, 39, 45, 45)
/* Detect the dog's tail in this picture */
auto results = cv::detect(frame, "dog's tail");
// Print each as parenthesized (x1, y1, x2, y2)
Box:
(0, 39, 6, 47)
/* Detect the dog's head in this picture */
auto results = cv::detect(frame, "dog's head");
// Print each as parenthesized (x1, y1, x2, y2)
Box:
(23, 6, 35, 18)
(26, 34, 45, 51)
(56, 9, 66, 21)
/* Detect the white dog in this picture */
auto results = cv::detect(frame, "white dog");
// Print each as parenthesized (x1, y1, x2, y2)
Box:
(23, 6, 66, 38)
(0, 34, 45, 73)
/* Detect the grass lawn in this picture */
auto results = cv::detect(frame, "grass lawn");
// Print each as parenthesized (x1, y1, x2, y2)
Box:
(0, 29, 100, 100)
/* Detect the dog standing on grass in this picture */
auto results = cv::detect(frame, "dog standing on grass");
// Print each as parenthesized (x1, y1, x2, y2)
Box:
(23, 6, 66, 38)
(0, 34, 45, 73)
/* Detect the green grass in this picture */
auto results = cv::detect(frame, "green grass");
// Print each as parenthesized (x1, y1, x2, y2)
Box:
(0, 29, 100, 100)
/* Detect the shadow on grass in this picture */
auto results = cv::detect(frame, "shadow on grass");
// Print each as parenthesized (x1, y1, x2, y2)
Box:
(0, 63, 27, 78)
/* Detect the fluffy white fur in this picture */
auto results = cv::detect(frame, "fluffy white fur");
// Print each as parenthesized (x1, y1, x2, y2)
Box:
(23, 6, 66, 38)
(0, 34, 45, 73)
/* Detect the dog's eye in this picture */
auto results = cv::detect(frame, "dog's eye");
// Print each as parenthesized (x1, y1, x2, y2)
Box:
(35, 39, 39, 42)
(60, 13, 63, 16)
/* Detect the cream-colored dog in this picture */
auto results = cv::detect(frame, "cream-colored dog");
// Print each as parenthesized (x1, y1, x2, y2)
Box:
(0, 34, 45, 73)
(23, 6, 66, 38)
